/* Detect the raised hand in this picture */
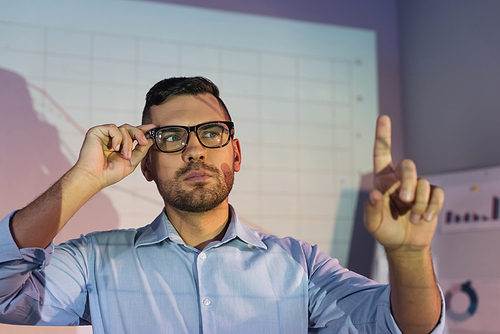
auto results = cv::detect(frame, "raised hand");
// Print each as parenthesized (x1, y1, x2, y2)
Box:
(10, 123, 156, 249)
(364, 115, 444, 253)
(75, 123, 156, 191)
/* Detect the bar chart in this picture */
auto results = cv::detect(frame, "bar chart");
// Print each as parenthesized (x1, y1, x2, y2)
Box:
(445, 196, 499, 223)
(438, 179, 500, 233)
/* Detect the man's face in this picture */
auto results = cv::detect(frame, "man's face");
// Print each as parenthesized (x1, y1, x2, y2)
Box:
(141, 93, 241, 213)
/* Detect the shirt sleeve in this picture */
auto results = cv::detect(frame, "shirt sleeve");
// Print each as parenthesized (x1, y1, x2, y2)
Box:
(305, 243, 445, 333)
(0, 211, 90, 326)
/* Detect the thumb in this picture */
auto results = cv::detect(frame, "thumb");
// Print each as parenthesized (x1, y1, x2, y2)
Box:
(364, 189, 385, 234)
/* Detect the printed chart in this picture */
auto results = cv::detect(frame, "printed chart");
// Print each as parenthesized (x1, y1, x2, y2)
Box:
(441, 278, 500, 332)
(440, 181, 500, 233)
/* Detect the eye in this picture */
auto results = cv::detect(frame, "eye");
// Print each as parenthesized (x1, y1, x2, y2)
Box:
(201, 130, 221, 139)
(158, 129, 185, 143)
(165, 133, 183, 142)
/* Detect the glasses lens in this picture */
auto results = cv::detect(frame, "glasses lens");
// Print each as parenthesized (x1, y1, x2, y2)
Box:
(155, 127, 188, 152)
(197, 123, 230, 148)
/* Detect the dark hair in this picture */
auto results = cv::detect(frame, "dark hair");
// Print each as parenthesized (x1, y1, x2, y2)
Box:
(142, 76, 231, 124)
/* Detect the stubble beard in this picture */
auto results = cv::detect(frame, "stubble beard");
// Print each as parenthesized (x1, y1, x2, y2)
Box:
(155, 161, 234, 213)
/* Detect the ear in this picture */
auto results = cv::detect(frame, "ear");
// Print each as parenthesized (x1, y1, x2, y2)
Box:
(141, 152, 154, 182)
(232, 138, 242, 172)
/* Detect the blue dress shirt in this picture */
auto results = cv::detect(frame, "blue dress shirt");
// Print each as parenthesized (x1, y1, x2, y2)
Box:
(0, 207, 444, 333)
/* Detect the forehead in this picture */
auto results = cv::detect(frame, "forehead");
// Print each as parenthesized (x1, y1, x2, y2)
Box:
(149, 94, 227, 126)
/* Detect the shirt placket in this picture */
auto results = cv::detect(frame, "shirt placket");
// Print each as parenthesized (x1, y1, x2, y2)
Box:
(196, 249, 211, 334)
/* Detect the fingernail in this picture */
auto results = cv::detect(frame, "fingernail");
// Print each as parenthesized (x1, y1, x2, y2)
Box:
(424, 212, 433, 221)
(369, 192, 376, 205)
(400, 190, 412, 202)
(411, 214, 420, 224)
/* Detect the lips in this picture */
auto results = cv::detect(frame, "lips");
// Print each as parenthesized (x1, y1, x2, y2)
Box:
(183, 169, 212, 183)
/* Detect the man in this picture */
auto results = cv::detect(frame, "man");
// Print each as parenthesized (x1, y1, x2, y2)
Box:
(0, 77, 444, 333)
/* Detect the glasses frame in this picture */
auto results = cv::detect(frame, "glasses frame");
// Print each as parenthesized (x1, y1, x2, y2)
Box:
(147, 121, 235, 153)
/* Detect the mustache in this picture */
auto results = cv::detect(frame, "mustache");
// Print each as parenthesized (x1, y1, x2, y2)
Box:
(175, 161, 219, 178)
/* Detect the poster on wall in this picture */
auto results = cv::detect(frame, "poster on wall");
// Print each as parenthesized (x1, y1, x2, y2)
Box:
(440, 180, 500, 233)
(426, 166, 500, 334)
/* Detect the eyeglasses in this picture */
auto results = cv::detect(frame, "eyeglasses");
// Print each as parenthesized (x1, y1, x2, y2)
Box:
(147, 121, 234, 153)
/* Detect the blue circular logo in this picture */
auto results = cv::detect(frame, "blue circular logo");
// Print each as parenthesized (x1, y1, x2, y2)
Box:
(445, 281, 478, 321)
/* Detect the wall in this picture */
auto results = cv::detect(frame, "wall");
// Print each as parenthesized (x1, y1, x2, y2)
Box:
(399, 0, 500, 175)
(399, 2, 500, 332)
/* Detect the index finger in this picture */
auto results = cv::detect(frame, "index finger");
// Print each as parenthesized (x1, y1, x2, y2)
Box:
(135, 124, 157, 145)
(373, 115, 393, 174)
(119, 124, 156, 145)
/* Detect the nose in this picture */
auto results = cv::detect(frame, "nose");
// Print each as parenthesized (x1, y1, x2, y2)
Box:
(182, 131, 205, 162)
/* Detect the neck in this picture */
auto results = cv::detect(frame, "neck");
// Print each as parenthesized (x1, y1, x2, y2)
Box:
(165, 200, 231, 251)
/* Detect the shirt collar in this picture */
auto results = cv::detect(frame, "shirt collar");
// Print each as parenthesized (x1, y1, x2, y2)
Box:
(135, 205, 267, 250)
(220, 205, 267, 249)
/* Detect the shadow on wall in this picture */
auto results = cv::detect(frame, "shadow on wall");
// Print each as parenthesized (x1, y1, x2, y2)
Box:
(347, 173, 377, 278)
(346, 187, 376, 278)
(331, 173, 376, 278)
(0, 68, 119, 245)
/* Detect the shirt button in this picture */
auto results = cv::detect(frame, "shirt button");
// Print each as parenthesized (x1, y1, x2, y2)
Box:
(203, 298, 211, 306)
(199, 252, 207, 260)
